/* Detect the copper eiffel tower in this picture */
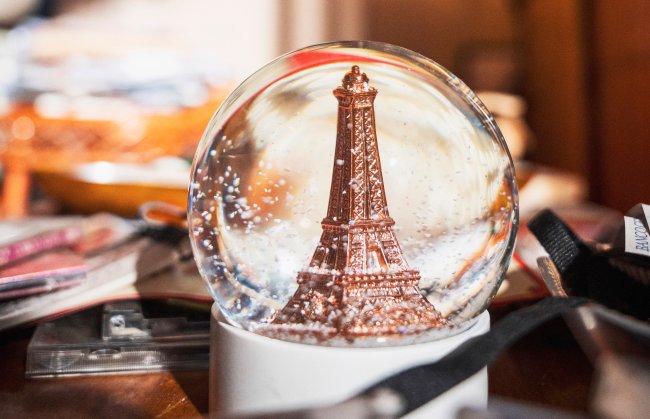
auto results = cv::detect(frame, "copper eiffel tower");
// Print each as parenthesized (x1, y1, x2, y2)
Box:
(272, 66, 445, 339)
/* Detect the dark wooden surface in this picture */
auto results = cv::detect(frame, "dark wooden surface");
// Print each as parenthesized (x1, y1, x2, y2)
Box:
(0, 303, 593, 418)
(488, 305, 593, 413)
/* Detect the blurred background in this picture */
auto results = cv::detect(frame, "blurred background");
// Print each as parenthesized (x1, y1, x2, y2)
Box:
(0, 0, 648, 219)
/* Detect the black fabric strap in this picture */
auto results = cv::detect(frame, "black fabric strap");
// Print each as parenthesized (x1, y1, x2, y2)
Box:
(528, 209, 588, 275)
(528, 209, 649, 320)
(361, 296, 590, 415)
(527, 209, 593, 296)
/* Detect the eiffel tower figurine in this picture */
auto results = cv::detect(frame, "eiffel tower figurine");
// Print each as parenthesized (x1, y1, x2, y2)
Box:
(271, 65, 445, 340)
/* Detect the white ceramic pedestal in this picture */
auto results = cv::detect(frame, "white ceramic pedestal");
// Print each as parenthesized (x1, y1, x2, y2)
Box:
(209, 305, 490, 418)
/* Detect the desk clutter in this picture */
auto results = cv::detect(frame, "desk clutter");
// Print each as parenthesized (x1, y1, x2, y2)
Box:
(26, 300, 210, 377)
(0, 202, 647, 417)
(0, 210, 210, 332)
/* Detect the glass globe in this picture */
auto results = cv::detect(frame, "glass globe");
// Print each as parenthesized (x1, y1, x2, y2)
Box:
(188, 41, 518, 347)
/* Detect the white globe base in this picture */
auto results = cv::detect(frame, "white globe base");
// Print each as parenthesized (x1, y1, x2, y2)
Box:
(209, 305, 490, 418)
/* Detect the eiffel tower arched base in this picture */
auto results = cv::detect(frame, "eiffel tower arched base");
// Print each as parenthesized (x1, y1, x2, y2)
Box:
(265, 270, 447, 343)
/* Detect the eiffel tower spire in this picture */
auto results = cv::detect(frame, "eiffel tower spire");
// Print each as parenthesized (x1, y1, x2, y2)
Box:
(271, 66, 445, 339)
(325, 64, 390, 225)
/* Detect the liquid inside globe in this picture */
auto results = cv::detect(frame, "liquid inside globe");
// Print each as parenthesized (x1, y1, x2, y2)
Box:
(188, 41, 518, 347)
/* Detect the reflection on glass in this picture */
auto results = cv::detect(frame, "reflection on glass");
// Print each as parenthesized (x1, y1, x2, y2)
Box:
(189, 41, 518, 347)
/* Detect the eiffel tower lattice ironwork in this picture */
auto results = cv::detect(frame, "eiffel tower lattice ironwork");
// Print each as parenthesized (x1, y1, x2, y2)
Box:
(272, 66, 444, 338)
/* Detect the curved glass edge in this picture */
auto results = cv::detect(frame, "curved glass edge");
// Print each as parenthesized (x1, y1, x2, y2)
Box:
(187, 40, 520, 340)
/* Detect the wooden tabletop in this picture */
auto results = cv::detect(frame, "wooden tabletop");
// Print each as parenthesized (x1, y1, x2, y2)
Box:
(0, 303, 592, 418)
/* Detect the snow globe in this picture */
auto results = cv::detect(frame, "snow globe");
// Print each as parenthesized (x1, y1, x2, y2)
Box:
(188, 41, 518, 418)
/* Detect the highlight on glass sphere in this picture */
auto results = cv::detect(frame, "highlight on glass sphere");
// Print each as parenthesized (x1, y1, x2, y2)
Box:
(188, 41, 518, 347)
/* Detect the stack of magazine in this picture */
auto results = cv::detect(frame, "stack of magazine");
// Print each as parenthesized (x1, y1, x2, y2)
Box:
(0, 213, 210, 332)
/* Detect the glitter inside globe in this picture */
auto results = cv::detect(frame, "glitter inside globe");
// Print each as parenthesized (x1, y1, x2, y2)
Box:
(188, 41, 518, 347)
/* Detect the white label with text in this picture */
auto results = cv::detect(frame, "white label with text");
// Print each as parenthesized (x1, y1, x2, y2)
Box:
(624, 216, 650, 257)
